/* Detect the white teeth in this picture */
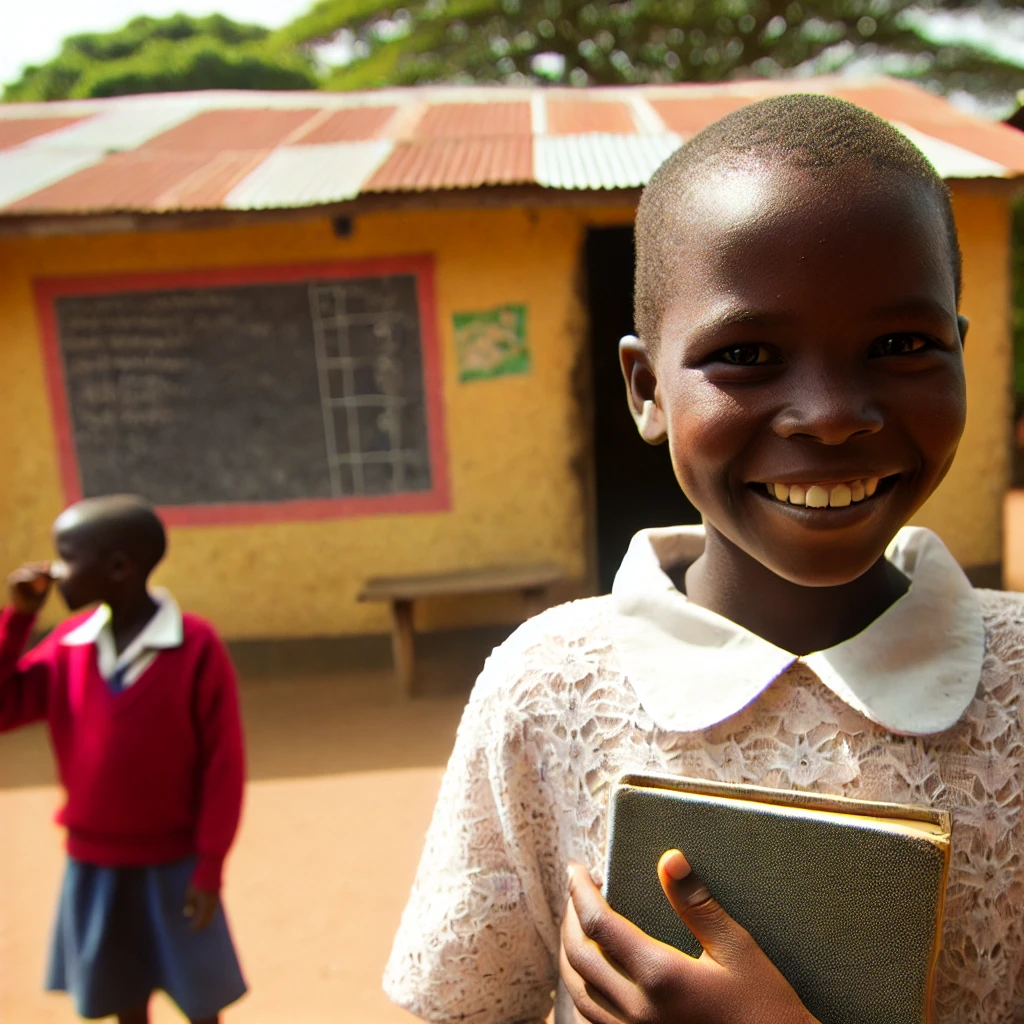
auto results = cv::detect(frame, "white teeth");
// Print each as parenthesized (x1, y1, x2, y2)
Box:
(806, 485, 829, 508)
(763, 475, 889, 508)
(829, 483, 852, 508)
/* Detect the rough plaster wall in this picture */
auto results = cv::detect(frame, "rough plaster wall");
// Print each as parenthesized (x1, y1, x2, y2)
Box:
(0, 205, 632, 639)
(909, 186, 1012, 569)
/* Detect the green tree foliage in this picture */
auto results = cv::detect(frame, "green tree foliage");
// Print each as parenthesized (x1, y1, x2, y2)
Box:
(3, 14, 318, 101)
(276, 0, 1022, 105)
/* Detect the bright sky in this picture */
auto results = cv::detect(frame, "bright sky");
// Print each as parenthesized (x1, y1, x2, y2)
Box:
(1, 0, 312, 86)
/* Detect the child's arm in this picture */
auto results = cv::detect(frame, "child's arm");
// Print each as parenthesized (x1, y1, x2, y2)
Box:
(0, 565, 56, 732)
(189, 627, 245, 897)
(383, 663, 557, 1024)
(561, 852, 819, 1024)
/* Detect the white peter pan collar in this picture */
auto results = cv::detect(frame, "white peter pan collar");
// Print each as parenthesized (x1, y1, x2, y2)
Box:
(61, 588, 183, 652)
(610, 526, 985, 736)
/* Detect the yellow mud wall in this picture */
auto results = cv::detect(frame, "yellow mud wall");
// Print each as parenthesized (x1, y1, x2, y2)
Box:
(0, 189, 1012, 640)
(909, 186, 1012, 571)
(0, 205, 632, 638)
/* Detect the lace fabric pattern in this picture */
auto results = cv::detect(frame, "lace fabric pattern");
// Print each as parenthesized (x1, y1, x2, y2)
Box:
(384, 589, 1024, 1024)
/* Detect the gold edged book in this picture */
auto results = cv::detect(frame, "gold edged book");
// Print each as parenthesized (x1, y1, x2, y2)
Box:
(603, 773, 950, 1024)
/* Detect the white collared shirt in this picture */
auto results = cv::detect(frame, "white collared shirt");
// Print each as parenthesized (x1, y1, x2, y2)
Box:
(610, 525, 985, 736)
(385, 526, 1024, 1024)
(61, 588, 184, 687)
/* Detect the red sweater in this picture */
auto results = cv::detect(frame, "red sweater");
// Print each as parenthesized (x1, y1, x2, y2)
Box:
(0, 606, 245, 891)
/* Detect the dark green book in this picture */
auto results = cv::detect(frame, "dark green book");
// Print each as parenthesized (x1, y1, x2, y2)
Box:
(603, 773, 950, 1024)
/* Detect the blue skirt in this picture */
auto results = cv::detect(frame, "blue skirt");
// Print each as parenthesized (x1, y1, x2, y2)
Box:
(46, 856, 247, 1020)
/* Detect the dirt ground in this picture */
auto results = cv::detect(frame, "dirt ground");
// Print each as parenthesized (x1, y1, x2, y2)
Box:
(0, 626, 513, 1024)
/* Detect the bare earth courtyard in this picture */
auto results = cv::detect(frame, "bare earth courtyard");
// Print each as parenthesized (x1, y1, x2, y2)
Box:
(0, 628, 510, 1024)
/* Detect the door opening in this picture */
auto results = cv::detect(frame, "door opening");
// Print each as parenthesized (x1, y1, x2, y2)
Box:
(585, 225, 700, 594)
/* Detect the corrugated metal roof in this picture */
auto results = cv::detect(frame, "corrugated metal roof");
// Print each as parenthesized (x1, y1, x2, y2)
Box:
(366, 137, 533, 191)
(547, 99, 638, 136)
(893, 123, 1008, 179)
(139, 107, 321, 151)
(0, 102, 208, 209)
(292, 106, 397, 144)
(224, 141, 394, 208)
(649, 95, 754, 136)
(413, 101, 532, 139)
(535, 133, 682, 189)
(0, 116, 89, 150)
(6, 150, 219, 213)
(1, 78, 1022, 217)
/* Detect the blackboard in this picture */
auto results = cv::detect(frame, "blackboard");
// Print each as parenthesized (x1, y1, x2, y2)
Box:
(48, 272, 435, 509)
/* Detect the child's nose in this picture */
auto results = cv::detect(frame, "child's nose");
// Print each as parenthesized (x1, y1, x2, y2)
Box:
(772, 377, 884, 446)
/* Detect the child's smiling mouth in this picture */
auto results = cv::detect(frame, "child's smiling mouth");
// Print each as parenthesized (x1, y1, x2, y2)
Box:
(750, 474, 902, 510)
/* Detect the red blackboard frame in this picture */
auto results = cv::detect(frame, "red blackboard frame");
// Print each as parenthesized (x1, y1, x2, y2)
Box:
(34, 256, 450, 527)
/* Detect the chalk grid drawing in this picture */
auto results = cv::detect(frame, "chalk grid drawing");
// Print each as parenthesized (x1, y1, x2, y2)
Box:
(452, 304, 529, 382)
(308, 277, 431, 498)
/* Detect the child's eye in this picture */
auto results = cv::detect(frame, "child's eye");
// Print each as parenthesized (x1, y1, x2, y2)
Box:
(715, 344, 776, 366)
(870, 333, 933, 357)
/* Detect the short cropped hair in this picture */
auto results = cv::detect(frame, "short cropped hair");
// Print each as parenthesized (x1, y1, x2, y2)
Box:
(634, 94, 962, 345)
(60, 494, 168, 574)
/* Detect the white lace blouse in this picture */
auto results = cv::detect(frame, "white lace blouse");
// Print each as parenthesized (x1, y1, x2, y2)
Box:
(384, 527, 1024, 1024)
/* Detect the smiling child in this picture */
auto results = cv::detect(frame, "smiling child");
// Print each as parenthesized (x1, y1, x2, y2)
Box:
(383, 95, 1020, 1023)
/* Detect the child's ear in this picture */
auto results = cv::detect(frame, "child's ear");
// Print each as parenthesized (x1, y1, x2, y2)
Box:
(957, 315, 969, 348)
(619, 335, 667, 446)
(106, 550, 131, 583)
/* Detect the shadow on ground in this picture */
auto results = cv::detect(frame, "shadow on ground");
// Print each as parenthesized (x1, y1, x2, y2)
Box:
(0, 625, 512, 789)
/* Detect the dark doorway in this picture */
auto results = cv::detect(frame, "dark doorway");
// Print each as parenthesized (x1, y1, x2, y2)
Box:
(585, 225, 700, 593)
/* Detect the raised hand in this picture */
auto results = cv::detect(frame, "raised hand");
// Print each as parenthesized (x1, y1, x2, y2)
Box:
(560, 850, 818, 1024)
(6, 563, 53, 615)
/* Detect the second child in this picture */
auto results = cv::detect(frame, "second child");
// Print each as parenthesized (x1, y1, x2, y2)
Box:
(0, 494, 247, 1024)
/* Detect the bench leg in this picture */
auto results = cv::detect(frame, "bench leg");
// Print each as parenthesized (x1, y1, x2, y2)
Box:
(390, 599, 416, 696)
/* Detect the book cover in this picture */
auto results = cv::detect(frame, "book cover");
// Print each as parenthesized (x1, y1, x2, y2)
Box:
(603, 773, 951, 1024)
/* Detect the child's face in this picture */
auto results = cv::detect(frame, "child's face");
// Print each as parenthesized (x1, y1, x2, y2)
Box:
(51, 523, 112, 610)
(631, 163, 966, 587)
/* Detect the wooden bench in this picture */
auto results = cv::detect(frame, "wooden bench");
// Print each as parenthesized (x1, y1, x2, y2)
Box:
(358, 563, 564, 695)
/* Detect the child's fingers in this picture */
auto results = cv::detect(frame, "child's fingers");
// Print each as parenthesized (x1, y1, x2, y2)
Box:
(8, 564, 51, 587)
(558, 940, 631, 1024)
(186, 889, 219, 931)
(657, 849, 757, 969)
(560, 888, 638, 1015)
(566, 863, 677, 990)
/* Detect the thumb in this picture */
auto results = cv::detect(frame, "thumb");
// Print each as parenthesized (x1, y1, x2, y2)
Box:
(657, 849, 752, 966)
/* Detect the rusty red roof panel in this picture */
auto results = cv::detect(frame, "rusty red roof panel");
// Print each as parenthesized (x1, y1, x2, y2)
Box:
(547, 99, 636, 136)
(294, 106, 397, 144)
(139, 108, 321, 152)
(2, 80, 1022, 216)
(0, 116, 91, 150)
(152, 151, 271, 210)
(829, 85, 1024, 172)
(5, 150, 217, 213)
(649, 95, 755, 137)
(414, 102, 531, 139)
(366, 137, 533, 191)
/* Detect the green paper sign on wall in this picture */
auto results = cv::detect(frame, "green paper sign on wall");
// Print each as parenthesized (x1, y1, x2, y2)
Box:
(453, 304, 529, 382)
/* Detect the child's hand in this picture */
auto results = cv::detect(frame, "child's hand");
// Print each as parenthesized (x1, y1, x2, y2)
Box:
(560, 851, 818, 1024)
(6, 563, 53, 615)
(183, 883, 220, 932)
